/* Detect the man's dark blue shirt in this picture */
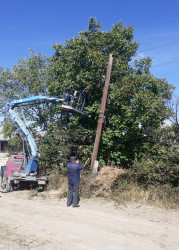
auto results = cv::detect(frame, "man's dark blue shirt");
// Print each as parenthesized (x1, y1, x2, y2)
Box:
(67, 162, 83, 185)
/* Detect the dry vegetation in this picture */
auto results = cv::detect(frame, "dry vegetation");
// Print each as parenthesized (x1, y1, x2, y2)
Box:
(47, 166, 178, 209)
(82, 167, 179, 209)
(90, 167, 125, 197)
(112, 184, 179, 209)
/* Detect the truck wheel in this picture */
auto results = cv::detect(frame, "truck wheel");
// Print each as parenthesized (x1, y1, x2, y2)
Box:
(6, 178, 13, 192)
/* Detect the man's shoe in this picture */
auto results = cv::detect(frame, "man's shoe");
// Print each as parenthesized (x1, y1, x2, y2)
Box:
(72, 205, 80, 208)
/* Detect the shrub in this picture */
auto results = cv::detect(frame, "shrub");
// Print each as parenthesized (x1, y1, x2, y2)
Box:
(129, 159, 179, 188)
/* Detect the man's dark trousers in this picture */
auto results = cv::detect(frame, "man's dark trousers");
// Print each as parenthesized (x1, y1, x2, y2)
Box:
(67, 183, 79, 207)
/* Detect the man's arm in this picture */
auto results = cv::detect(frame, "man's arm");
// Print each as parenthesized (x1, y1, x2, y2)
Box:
(77, 163, 83, 170)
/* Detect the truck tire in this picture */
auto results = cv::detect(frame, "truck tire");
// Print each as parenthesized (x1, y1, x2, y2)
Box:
(6, 178, 13, 192)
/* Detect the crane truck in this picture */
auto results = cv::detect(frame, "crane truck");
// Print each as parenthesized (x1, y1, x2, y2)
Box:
(2, 94, 84, 192)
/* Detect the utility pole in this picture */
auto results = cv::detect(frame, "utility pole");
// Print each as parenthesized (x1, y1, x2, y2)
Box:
(91, 54, 113, 173)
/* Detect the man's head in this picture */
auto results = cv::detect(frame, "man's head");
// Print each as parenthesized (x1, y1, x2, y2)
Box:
(70, 156, 77, 163)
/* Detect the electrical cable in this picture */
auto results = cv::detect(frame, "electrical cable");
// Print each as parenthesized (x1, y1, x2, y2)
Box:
(134, 39, 179, 67)
(137, 39, 179, 54)
(152, 60, 179, 68)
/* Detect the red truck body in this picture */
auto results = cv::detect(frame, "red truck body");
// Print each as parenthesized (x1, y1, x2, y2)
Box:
(5, 155, 23, 180)
(3, 155, 47, 192)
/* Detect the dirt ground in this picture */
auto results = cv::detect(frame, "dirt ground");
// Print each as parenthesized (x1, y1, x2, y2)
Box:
(0, 188, 178, 250)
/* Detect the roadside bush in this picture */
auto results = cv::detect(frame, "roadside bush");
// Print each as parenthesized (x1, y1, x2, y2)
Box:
(110, 169, 179, 208)
(111, 179, 179, 209)
(47, 169, 67, 190)
(129, 159, 179, 188)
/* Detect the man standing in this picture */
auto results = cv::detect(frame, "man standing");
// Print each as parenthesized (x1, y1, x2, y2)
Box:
(67, 156, 83, 207)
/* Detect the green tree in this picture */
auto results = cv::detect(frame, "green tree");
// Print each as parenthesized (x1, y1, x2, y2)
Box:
(0, 50, 52, 157)
(47, 17, 174, 166)
(0, 49, 82, 168)
(130, 125, 179, 187)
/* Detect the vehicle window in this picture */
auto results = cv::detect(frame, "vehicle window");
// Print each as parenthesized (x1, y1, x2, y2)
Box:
(14, 160, 23, 166)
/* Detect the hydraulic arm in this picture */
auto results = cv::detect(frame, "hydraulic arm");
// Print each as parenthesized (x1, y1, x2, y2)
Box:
(6, 95, 83, 175)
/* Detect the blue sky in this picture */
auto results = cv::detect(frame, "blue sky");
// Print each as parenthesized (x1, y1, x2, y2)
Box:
(0, 0, 179, 95)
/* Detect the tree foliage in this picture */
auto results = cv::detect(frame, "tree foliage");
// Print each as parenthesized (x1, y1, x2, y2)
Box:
(0, 17, 175, 172)
(0, 50, 52, 158)
(130, 126, 179, 188)
(47, 18, 174, 166)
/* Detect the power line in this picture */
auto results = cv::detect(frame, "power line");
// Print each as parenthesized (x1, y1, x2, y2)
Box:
(152, 60, 179, 68)
(134, 39, 179, 67)
(137, 39, 179, 54)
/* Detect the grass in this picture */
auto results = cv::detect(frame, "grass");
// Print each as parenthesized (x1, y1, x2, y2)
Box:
(111, 183, 179, 209)
(80, 167, 179, 209)
(28, 189, 38, 199)
(46, 167, 179, 209)
(46, 171, 68, 200)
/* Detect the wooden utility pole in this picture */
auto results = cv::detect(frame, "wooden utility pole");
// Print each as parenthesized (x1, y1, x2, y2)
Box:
(91, 54, 113, 173)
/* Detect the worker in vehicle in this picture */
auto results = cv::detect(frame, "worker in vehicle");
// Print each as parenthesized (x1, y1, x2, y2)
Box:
(67, 156, 83, 207)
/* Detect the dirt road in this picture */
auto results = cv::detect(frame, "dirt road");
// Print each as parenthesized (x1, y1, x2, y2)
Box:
(0, 189, 178, 250)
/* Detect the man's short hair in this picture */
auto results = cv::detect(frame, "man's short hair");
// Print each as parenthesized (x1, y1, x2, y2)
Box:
(70, 156, 77, 162)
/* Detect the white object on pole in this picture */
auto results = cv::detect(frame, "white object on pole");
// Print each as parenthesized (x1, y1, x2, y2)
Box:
(92, 160, 99, 175)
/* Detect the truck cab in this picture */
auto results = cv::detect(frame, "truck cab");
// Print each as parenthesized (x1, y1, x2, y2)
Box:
(5, 155, 23, 179)
(3, 155, 47, 192)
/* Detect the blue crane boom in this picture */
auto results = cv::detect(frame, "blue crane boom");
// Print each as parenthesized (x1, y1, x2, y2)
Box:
(6, 95, 83, 175)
